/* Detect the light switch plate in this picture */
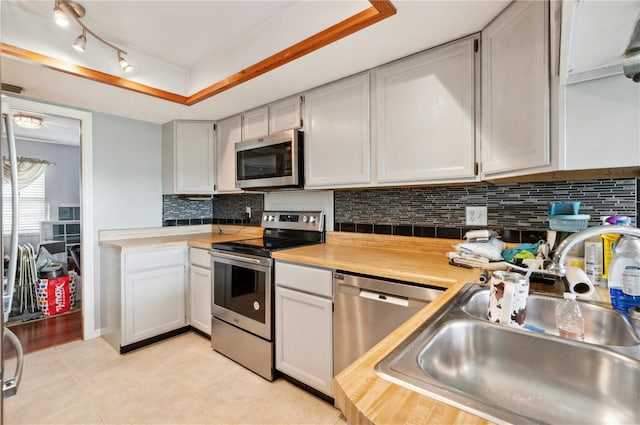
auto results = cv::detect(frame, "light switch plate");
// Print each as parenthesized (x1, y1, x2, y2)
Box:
(466, 206, 487, 226)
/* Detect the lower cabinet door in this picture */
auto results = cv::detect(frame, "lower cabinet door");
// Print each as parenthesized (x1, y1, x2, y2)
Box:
(124, 265, 186, 344)
(275, 286, 333, 396)
(189, 265, 211, 335)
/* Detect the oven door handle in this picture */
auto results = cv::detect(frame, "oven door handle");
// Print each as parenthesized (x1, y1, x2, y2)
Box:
(211, 251, 270, 267)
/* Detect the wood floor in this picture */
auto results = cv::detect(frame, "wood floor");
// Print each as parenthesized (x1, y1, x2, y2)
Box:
(5, 309, 82, 356)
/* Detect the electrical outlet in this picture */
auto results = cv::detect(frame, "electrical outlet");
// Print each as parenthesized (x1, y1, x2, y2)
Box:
(245, 206, 252, 218)
(466, 206, 487, 226)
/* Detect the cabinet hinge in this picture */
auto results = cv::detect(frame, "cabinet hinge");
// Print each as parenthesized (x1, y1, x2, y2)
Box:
(213, 123, 217, 131)
(474, 162, 481, 176)
(300, 95, 305, 105)
(300, 118, 304, 128)
(474, 39, 479, 53)
(214, 184, 217, 191)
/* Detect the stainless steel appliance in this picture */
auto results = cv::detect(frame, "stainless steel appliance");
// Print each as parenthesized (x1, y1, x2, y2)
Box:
(333, 271, 444, 375)
(235, 129, 303, 190)
(1, 96, 26, 422)
(211, 211, 324, 381)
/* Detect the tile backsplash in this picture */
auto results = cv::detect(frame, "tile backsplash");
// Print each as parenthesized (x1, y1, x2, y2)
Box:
(162, 194, 264, 226)
(162, 178, 639, 240)
(334, 178, 639, 242)
(212, 193, 264, 226)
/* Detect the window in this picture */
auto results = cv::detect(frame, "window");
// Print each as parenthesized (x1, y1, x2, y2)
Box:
(2, 172, 46, 234)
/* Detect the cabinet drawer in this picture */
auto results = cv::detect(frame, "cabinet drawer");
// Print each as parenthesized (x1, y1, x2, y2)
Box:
(275, 261, 332, 298)
(125, 247, 185, 274)
(189, 247, 211, 269)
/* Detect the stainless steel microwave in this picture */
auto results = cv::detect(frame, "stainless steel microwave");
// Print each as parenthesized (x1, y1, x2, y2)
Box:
(235, 129, 303, 190)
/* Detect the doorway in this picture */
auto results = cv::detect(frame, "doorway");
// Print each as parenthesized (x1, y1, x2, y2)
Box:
(3, 104, 82, 352)
(3, 97, 97, 349)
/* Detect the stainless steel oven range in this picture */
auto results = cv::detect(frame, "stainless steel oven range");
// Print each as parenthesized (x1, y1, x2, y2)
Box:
(210, 211, 325, 381)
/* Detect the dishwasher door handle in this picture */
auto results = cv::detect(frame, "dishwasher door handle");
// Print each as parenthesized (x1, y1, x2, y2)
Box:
(358, 289, 409, 307)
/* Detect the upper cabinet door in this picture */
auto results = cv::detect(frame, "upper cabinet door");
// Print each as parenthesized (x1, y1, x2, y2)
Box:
(304, 73, 371, 188)
(241, 106, 269, 141)
(481, 0, 549, 176)
(372, 37, 478, 184)
(215, 115, 243, 194)
(162, 121, 215, 195)
(269, 96, 302, 134)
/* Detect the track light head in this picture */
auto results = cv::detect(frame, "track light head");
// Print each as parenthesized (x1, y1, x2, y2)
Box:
(118, 54, 133, 73)
(53, 2, 69, 27)
(54, 0, 85, 27)
(73, 30, 87, 52)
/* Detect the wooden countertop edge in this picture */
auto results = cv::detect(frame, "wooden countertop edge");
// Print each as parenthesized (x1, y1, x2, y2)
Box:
(332, 282, 492, 425)
(98, 229, 261, 250)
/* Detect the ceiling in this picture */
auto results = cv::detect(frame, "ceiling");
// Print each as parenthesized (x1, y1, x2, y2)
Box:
(1, 0, 511, 141)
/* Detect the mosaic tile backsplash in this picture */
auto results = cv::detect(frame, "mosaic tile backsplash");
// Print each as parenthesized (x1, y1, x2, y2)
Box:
(334, 178, 639, 242)
(162, 194, 264, 226)
(212, 193, 264, 226)
(163, 178, 639, 240)
(163, 195, 213, 226)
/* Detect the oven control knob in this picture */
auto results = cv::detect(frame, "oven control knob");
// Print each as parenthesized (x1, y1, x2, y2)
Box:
(263, 215, 268, 221)
(268, 215, 275, 221)
(309, 216, 317, 224)
(302, 216, 309, 223)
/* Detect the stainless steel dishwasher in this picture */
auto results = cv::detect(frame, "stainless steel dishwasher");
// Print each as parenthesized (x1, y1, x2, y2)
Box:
(333, 271, 445, 375)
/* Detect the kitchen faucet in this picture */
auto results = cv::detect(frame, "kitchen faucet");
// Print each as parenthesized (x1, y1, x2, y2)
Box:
(548, 224, 640, 276)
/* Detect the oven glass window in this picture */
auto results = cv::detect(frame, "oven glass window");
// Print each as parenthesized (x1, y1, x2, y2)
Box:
(214, 263, 267, 323)
(237, 142, 292, 180)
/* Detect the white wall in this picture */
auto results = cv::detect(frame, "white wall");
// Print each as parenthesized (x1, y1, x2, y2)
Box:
(92, 112, 162, 328)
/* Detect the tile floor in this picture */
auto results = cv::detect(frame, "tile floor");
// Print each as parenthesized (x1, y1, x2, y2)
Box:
(4, 332, 346, 425)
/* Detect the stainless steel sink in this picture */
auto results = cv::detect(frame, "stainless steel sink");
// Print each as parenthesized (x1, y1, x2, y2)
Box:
(461, 287, 640, 346)
(375, 284, 640, 424)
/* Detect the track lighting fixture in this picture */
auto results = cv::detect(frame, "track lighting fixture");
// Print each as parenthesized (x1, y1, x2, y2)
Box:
(53, 0, 133, 73)
(118, 53, 133, 73)
(73, 29, 87, 52)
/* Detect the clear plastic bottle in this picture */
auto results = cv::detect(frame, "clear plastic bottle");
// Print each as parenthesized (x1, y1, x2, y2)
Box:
(555, 292, 585, 341)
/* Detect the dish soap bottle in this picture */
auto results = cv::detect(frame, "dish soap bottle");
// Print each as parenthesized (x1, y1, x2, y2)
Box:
(555, 292, 584, 341)
(608, 236, 640, 314)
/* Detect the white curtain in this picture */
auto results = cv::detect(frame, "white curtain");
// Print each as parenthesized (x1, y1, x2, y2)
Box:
(3, 156, 52, 189)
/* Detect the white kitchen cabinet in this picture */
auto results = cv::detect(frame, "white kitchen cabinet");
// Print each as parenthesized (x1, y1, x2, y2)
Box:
(162, 120, 215, 194)
(303, 73, 371, 188)
(215, 115, 243, 194)
(188, 247, 211, 335)
(123, 246, 187, 346)
(481, 0, 550, 176)
(241, 106, 269, 141)
(372, 36, 478, 184)
(275, 261, 333, 396)
(101, 245, 188, 351)
(269, 95, 302, 134)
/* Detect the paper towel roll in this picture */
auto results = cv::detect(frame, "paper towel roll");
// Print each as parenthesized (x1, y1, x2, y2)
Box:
(566, 266, 595, 298)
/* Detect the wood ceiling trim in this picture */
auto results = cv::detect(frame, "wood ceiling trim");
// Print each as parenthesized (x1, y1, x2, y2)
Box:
(1, 0, 396, 106)
(185, 0, 397, 105)
(1, 43, 189, 104)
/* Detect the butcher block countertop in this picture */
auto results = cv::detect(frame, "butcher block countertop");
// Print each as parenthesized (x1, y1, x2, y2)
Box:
(273, 232, 493, 424)
(272, 232, 483, 289)
(99, 225, 262, 250)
